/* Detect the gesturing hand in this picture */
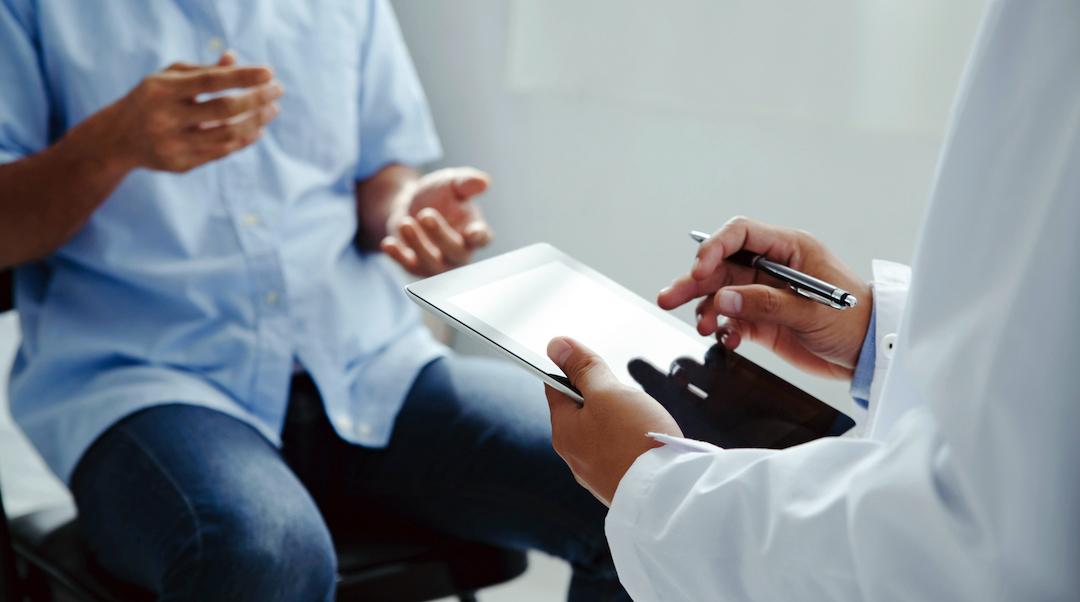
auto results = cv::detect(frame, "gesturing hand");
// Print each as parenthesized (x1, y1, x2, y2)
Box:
(658, 216, 872, 379)
(381, 167, 493, 276)
(104, 51, 283, 173)
(545, 336, 682, 506)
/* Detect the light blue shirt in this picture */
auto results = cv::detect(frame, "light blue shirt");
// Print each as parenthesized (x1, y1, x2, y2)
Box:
(848, 304, 876, 409)
(0, 0, 446, 482)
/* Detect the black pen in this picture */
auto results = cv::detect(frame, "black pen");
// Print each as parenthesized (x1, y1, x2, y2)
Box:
(689, 230, 857, 310)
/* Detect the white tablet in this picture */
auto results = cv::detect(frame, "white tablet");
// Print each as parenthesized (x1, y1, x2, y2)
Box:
(405, 243, 711, 402)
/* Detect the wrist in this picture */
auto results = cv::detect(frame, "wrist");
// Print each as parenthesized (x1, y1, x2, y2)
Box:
(80, 101, 141, 175)
(356, 165, 419, 248)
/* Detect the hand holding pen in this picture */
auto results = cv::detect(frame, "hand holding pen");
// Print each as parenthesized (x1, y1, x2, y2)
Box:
(657, 216, 873, 380)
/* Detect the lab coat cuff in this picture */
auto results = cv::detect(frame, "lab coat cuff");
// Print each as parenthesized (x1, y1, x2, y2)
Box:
(862, 259, 911, 431)
(606, 441, 722, 600)
(607, 446, 682, 602)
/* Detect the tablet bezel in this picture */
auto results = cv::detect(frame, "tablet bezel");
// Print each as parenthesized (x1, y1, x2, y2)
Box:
(405, 243, 712, 403)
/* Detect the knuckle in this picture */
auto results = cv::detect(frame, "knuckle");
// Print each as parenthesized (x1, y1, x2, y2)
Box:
(139, 77, 165, 99)
(793, 228, 819, 248)
(725, 215, 751, 229)
(573, 356, 607, 386)
(761, 289, 783, 315)
(147, 113, 172, 134)
(163, 157, 190, 173)
(206, 100, 230, 121)
(567, 353, 595, 377)
(152, 140, 175, 158)
(223, 95, 244, 115)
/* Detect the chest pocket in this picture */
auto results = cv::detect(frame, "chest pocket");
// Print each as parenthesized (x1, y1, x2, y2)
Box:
(264, 2, 364, 172)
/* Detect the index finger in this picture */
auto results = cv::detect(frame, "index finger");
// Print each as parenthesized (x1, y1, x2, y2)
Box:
(693, 216, 802, 281)
(658, 263, 759, 310)
(170, 66, 274, 97)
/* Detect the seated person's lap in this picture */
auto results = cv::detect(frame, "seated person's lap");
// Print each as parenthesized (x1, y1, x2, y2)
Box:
(71, 355, 617, 601)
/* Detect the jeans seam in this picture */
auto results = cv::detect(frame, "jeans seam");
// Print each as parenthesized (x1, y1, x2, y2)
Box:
(112, 424, 205, 587)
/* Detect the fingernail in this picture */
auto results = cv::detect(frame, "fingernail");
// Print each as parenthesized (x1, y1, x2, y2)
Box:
(547, 338, 572, 366)
(718, 290, 742, 314)
(659, 286, 672, 296)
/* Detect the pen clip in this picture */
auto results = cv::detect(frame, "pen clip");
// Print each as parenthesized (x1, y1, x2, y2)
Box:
(790, 285, 848, 310)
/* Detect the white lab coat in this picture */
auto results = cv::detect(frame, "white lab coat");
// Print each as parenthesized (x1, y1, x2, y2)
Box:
(604, 1, 1080, 600)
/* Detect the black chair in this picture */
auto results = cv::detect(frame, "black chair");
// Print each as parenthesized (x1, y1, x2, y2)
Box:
(0, 268, 527, 602)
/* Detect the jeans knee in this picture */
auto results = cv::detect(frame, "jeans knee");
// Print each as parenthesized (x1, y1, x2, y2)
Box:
(168, 503, 337, 601)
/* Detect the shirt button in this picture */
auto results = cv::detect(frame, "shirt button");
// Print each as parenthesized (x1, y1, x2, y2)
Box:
(358, 424, 372, 437)
(880, 333, 898, 360)
(264, 291, 280, 306)
(207, 37, 225, 53)
(241, 212, 260, 227)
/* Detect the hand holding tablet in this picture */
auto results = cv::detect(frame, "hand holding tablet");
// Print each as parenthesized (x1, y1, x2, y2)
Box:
(406, 243, 854, 448)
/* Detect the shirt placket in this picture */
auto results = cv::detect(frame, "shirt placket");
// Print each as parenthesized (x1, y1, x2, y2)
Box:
(201, 9, 294, 424)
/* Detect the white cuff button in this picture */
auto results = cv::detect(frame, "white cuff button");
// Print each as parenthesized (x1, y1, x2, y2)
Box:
(880, 333, 898, 359)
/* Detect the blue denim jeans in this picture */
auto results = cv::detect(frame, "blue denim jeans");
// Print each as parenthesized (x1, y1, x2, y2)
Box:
(70, 356, 629, 601)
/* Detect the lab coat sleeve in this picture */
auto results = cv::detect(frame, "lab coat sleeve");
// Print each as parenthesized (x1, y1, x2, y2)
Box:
(855, 260, 910, 430)
(605, 401, 1076, 601)
(605, 264, 1078, 601)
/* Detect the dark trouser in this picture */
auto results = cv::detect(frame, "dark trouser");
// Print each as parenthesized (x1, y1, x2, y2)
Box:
(70, 356, 629, 601)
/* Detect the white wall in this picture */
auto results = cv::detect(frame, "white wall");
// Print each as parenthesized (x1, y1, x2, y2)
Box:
(391, 0, 987, 409)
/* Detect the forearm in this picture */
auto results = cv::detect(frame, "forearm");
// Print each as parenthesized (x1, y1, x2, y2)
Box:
(0, 103, 132, 267)
(354, 163, 419, 249)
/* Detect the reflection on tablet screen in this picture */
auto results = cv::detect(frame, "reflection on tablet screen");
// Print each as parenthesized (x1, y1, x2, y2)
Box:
(450, 261, 710, 389)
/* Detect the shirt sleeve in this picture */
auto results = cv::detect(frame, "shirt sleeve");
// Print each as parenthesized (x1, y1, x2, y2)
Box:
(354, 0, 442, 181)
(0, 0, 50, 165)
(848, 303, 876, 409)
(849, 260, 911, 412)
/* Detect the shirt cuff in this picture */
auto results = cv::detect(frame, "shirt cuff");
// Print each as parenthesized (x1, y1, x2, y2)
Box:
(849, 303, 877, 409)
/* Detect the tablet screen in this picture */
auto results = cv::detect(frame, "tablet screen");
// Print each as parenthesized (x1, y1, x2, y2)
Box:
(450, 260, 710, 389)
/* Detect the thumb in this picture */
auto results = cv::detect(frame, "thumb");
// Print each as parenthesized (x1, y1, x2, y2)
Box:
(218, 50, 237, 67)
(449, 167, 490, 200)
(714, 284, 816, 330)
(547, 337, 619, 397)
